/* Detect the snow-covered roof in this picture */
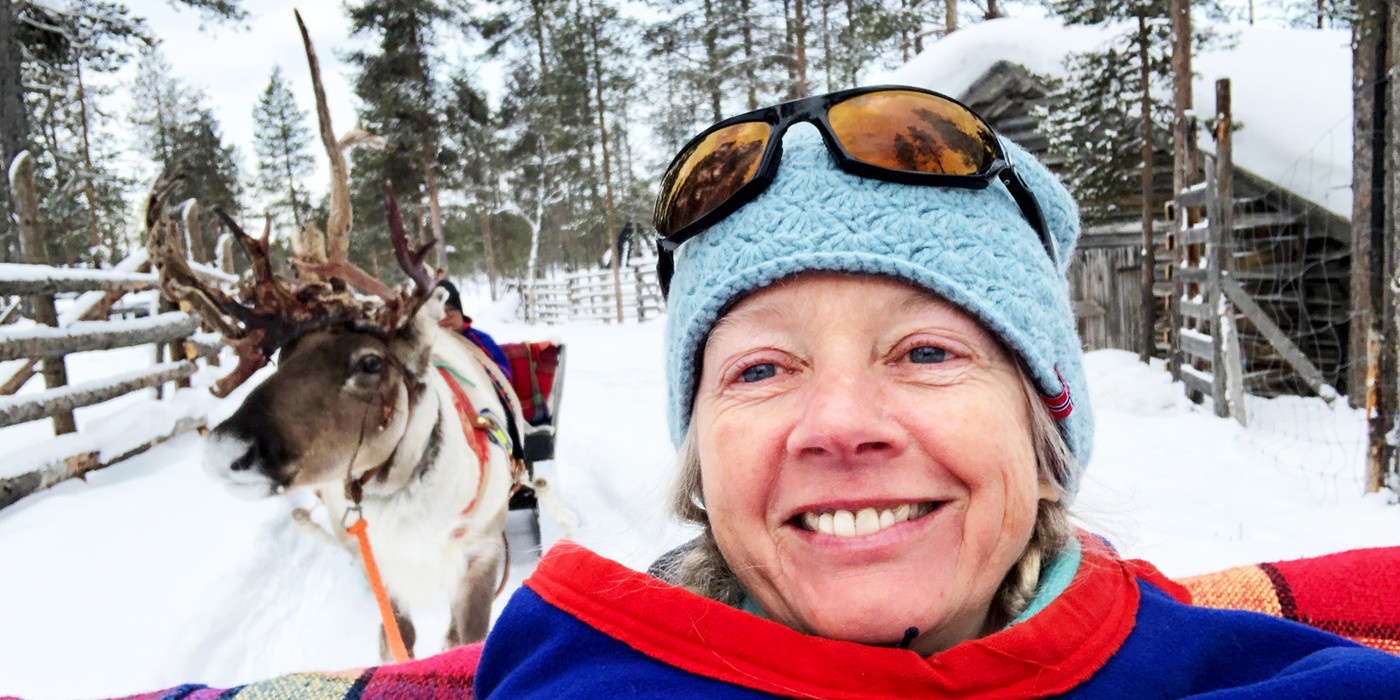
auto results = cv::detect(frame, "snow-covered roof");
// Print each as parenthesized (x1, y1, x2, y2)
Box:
(874, 18, 1353, 220)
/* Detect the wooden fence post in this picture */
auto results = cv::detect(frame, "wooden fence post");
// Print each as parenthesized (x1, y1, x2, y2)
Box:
(1168, 0, 1194, 382)
(1200, 78, 1234, 419)
(10, 151, 75, 434)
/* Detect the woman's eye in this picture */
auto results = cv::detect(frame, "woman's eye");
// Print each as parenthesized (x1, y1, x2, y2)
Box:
(908, 346, 947, 364)
(358, 355, 384, 374)
(739, 363, 778, 383)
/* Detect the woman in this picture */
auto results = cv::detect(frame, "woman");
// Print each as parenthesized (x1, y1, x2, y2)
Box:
(472, 87, 1400, 697)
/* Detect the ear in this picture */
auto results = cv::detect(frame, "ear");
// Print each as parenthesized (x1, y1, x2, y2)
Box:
(420, 287, 450, 326)
(391, 288, 449, 377)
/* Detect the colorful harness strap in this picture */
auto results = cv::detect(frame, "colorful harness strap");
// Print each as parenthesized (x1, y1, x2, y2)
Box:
(435, 365, 490, 517)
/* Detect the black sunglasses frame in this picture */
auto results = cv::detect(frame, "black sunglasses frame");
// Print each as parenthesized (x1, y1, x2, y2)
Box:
(653, 85, 1057, 296)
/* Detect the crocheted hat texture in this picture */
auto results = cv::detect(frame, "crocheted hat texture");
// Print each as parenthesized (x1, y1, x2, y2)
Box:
(663, 123, 1094, 491)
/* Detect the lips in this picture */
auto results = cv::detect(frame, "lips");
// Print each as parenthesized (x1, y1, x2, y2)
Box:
(795, 501, 940, 537)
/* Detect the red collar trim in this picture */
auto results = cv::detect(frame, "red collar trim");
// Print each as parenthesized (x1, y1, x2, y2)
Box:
(524, 532, 1140, 699)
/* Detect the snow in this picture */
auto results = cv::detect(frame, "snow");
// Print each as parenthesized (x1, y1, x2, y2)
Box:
(2, 292, 1399, 698)
(878, 17, 1353, 219)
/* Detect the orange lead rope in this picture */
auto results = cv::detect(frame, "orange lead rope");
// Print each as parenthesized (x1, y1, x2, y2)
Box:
(346, 517, 411, 663)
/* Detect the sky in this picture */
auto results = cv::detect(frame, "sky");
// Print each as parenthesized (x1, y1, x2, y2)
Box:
(123, 0, 364, 204)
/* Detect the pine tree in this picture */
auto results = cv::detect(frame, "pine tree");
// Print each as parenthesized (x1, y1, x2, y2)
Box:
(14, 0, 148, 265)
(1040, 0, 1180, 223)
(0, 0, 243, 261)
(252, 66, 315, 229)
(345, 0, 456, 273)
(131, 46, 242, 262)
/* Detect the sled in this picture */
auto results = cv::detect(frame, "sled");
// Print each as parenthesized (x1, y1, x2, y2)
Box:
(499, 341, 566, 542)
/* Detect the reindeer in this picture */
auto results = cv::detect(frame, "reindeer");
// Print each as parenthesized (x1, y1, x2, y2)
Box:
(145, 13, 527, 660)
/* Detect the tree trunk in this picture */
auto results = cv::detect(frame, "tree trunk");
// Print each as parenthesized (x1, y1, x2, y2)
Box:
(585, 0, 624, 323)
(822, 0, 832, 93)
(76, 63, 103, 268)
(1169, 0, 1193, 383)
(0, 0, 27, 263)
(406, 12, 446, 273)
(1354, 0, 1384, 407)
(985, 0, 999, 19)
(704, 0, 722, 123)
(741, 0, 757, 110)
(1138, 14, 1156, 363)
(476, 203, 498, 301)
(1364, 0, 1398, 492)
(945, 0, 957, 36)
(793, 0, 808, 97)
(10, 152, 74, 434)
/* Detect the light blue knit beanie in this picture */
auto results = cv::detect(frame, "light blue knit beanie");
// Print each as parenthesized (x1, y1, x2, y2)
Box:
(663, 123, 1093, 491)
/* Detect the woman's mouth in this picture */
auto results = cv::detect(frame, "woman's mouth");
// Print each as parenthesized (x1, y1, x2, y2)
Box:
(794, 502, 941, 538)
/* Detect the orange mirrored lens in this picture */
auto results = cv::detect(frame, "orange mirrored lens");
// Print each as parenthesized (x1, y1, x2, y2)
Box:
(827, 91, 996, 176)
(657, 121, 771, 236)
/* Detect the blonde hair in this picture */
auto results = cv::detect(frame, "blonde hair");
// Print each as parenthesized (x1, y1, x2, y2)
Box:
(662, 364, 1076, 633)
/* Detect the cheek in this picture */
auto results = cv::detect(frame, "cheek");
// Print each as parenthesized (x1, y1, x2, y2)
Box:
(696, 410, 787, 549)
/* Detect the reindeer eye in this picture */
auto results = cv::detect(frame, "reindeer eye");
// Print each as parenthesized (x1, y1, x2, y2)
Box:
(357, 355, 384, 375)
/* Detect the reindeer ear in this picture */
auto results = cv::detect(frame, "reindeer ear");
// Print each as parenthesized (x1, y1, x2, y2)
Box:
(422, 286, 450, 325)
(390, 287, 448, 378)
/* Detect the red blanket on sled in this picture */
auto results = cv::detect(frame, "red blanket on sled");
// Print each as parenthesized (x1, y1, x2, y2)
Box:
(500, 341, 559, 426)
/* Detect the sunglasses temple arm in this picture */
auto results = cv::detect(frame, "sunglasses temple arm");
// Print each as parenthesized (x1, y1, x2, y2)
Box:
(1001, 169, 1058, 268)
(657, 248, 675, 298)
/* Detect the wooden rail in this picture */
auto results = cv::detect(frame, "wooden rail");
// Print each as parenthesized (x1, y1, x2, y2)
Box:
(0, 312, 199, 361)
(0, 361, 197, 428)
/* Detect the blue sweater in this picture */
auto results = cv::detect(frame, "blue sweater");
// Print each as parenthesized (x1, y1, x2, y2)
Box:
(475, 541, 1400, 699)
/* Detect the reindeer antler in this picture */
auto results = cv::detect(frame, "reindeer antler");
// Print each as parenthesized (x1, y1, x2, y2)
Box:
(385, 181, 436, 298)
(145, 12, 431, 398)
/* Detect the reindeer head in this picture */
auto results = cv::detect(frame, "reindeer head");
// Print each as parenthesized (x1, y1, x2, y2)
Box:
(202, 287, 449, 498)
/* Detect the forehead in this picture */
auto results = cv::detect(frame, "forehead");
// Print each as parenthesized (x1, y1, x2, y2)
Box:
(281, 329, 387, 364)
(712, 273, 973, 336)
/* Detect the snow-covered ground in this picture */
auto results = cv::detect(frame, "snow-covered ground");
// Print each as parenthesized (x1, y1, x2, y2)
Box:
(3, 287, 1399, 699)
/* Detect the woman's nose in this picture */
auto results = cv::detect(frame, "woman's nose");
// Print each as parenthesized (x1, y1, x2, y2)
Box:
(785, 367, 906, 463)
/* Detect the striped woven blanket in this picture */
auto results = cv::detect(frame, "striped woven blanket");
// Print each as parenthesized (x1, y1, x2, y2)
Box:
(14, 547, 1394, 700)
(1179, 545, 1400, 655)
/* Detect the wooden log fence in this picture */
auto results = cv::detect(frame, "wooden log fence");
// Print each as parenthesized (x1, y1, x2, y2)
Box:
(525, 254, 665, 324)
(0, 153, 227, 511)
(1166, 78, 1343, 425)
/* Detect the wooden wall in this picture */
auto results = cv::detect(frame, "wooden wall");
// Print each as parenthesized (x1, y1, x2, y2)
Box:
(1067, 230, 1144, 353)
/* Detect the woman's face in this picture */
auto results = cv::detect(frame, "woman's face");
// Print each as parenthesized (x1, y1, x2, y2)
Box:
(693, 273, 1051, 655)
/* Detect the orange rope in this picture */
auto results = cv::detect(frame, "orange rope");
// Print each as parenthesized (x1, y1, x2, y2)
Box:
(346, 518, 410, 663)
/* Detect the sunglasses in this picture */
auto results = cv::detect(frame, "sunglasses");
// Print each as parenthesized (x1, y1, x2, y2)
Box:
(652, 86, 1057, 295)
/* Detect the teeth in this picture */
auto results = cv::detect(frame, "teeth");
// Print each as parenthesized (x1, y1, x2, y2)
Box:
(854, 508, 880, 536)
(833, 510, 856, 537)
(802, 502, 936, 538)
